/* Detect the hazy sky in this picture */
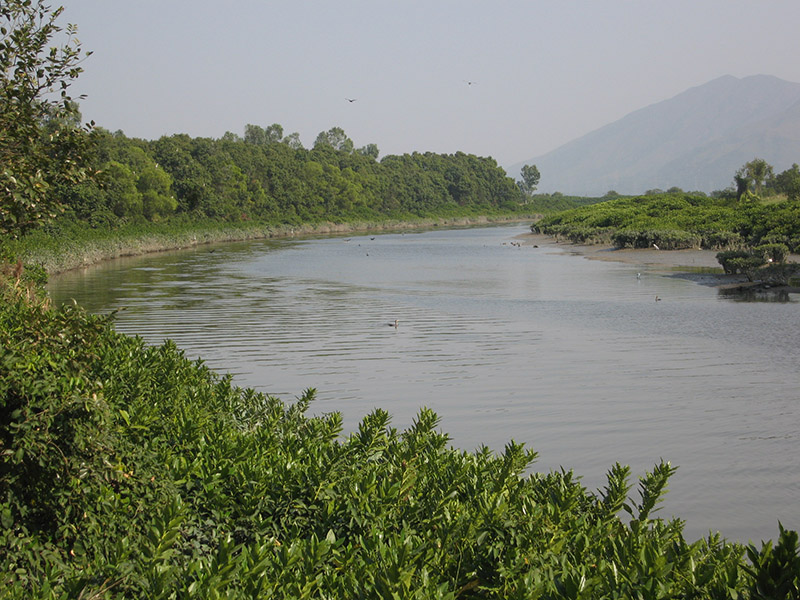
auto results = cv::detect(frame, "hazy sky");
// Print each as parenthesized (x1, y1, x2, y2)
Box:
(60, 1, 800, 169)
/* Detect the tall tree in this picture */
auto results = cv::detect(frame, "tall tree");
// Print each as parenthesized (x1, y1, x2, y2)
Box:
(244, 124, 267, 146)
(356, 143, 380, 160)
(774, 163, 800, 201)
(733, 169, 752, 201)
(314, 127, 354, 153)
(264, 123, 283, 144)
(282, 132, 304, 150)
(0, 0, 94, 238)
(516, 164, 541, 197)
(742, 158, 774, 195)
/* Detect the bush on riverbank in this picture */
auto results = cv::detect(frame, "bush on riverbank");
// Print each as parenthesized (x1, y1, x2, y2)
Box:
(2, 276, 799, 598)
(535, 193, 800, 252)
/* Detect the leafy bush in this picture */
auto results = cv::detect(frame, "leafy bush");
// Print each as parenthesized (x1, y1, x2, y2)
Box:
(1, 278, 797, 597)
(754, 243, 790, 264)
(536, 193, 800, 254)
(700, 231, 744, 250)
(716, 250, 767, 278)
(716, 246, 799, 283)
(745, 524, 800, 599)
(612, 229, 701, 250)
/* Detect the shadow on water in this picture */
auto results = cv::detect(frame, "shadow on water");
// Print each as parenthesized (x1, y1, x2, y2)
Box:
(718, 286, 799, 303)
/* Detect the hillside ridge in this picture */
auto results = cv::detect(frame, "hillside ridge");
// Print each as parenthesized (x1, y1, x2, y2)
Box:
(512, 74, 800, 195)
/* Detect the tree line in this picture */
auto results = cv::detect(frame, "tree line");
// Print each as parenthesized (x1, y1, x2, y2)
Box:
(1, 1, 526, 241)
(34, 120, 526, 234)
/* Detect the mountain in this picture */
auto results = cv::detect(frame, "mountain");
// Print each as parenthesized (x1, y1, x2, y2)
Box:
(511, 75, 800, 196)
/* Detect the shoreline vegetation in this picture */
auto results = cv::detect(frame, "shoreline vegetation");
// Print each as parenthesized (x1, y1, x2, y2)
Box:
(529, 191, 800, 294)
(13, 214, 538, 275)
(4, 275, 800, 597)
(4, 4, 800, 594)
(518, 232, 800, 293)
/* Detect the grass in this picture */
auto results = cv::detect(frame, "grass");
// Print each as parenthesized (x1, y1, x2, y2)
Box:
(6, 212, 537, 275)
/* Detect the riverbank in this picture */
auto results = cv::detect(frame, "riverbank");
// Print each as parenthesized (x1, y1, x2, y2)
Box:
(5, 274, 781, 597)
(16, 214, 537, 275)
(517, 232, 800, 293)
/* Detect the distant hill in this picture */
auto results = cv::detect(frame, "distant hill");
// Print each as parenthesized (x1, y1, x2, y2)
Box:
(511, 75, 800, 196)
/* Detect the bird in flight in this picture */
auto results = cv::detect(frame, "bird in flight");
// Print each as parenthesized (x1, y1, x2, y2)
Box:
(345, 97, 357, 103)
(464, 80, 477, 86)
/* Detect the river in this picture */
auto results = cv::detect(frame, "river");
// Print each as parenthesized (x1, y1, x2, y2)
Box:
(47, 223, 800, 543)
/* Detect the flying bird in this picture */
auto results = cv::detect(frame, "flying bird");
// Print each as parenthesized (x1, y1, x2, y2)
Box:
(345, 97, 357, 103)
(464, 80, 477, 86)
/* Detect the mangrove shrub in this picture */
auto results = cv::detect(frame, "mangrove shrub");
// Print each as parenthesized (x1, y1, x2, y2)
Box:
(1, 277, 799, 597)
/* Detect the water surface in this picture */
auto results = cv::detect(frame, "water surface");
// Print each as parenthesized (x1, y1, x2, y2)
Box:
(48, 224, 800, 543)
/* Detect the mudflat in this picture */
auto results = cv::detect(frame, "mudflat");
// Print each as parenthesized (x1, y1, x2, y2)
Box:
(516, 232, 800, 291)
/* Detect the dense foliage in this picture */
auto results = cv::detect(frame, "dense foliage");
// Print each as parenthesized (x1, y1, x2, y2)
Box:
(0, 0, 94, 238)
(3, 5, 800, 597)
(54, 127, 525, 231)
(535, 192, 800, 253)
(525, 193, 612, 215)
(2, 277, 799, 598)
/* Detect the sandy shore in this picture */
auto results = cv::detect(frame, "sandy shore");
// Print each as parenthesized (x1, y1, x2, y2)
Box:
(516, 232, 800, 292)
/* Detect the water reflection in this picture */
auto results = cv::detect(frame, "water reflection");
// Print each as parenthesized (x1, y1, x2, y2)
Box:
(719, 286, 797, 302)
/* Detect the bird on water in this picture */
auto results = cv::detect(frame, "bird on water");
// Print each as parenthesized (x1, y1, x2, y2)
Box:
(388, 319, 399, 328)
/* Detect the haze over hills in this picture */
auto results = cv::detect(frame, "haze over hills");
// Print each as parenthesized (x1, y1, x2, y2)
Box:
(511, 75, 800, 196)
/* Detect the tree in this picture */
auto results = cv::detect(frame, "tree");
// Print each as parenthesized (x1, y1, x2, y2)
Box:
(244, 123, 283, 146)
(264, 123, 283, 144)
(774, 164, 800, 201)
(105, 161, 141, 218)
(357, 143, 380, 160)
(244, 124, 267, 146)
(734, 169, 752, 201)
(220, 131, 242, 143)
(282, 132, 304, 150)
(0, 1, 94, 238)
(314, 127, 354, 153)
(136, 163, 176, 220)
(516, 164, 540, 197)
(740, 158, 774, 196)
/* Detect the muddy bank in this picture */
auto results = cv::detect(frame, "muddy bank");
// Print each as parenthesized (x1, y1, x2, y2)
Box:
(516, 232, 800, 293)
(27, 215, 534, 275)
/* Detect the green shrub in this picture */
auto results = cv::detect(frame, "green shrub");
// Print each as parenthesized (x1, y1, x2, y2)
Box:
(538, 192, 800, 255)
(716, 250, 767, 279)
(612, 229, 700, 250)
(701, 231, 743, 250)
(0, 277, 797, 597)
(754, 243, 790, 264)
(745, 523, 800, 600)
